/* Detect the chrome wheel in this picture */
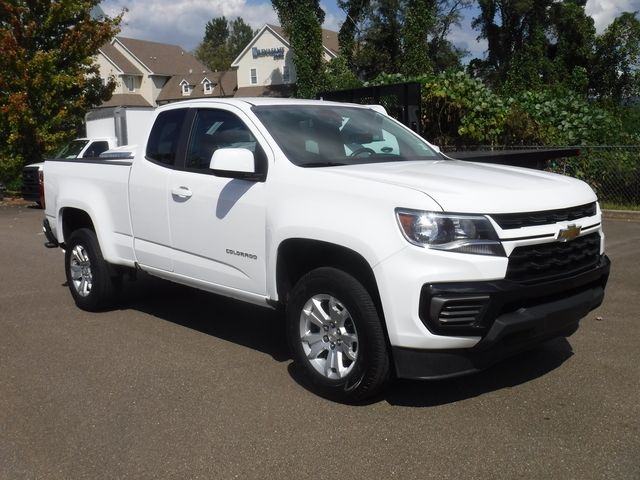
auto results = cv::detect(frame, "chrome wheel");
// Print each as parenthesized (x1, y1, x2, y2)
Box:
(69, 244, 93, 297)
(299, 294, 359, 379)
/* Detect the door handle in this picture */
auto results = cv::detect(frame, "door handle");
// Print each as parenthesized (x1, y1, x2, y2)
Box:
(171, 186, 193, 199)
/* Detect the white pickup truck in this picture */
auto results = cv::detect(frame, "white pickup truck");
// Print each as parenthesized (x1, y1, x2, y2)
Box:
(43, 98, 610, 402)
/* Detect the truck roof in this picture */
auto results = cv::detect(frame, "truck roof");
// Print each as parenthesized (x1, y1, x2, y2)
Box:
(157, 97, 373, 110)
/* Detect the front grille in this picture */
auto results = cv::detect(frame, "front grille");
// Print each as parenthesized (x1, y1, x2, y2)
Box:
(506, 232, 601, 283)
(491, 202, 596, 229)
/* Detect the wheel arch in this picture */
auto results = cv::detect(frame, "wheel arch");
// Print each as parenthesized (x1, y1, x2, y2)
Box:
(276, 238, 384, 316)
(60, 207, 96, 246)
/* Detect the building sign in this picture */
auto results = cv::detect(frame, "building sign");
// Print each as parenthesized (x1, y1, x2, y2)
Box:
(252, 47, 285, 59)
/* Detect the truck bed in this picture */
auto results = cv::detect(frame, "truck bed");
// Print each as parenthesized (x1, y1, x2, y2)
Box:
(44, 158, 136, 266)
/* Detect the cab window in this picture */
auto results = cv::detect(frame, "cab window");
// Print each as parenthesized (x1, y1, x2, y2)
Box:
(185, 109, 266, 174)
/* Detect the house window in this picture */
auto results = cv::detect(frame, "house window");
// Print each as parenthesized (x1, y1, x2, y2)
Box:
(250, 68, 257, 85)
(203, 80, 213, 95)
(180, 80, 191, 96)
(282, 65, 290, 83)
(124, 75, 135, 92)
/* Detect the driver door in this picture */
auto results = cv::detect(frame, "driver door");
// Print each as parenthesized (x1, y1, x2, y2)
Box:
(167, 107, 268, 295)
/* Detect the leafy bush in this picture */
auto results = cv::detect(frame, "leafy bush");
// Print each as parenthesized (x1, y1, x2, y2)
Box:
(512, 89, 624, 145)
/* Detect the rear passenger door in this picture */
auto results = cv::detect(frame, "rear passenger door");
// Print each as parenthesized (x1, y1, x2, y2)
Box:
(129, 108, 189, 272)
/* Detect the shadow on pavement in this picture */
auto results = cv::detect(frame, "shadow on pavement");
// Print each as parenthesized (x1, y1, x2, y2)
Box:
(102, 272, 574, 406)
(115, 272, 290, 363)
(383, 338, 574, 407)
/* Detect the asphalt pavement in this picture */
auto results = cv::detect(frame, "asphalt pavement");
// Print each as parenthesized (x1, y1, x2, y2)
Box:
(1, 201, 638, 479)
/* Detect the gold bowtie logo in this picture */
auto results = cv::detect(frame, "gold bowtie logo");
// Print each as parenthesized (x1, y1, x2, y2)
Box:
(557, 224, 582, 242)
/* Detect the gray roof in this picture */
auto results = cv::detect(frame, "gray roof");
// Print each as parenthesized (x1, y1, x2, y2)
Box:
(267, 24, 339, 55)
(156, 70, 238, 103)
(97, 94, 154, 108)
(115, 37, 209, 76)
(234, 84, 292, 98)
(99, 43, 143, 75)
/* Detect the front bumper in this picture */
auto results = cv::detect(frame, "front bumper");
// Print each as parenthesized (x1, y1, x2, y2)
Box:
(393, 255, 610, 379)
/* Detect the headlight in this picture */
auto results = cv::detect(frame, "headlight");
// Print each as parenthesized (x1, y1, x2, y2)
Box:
(395, 208, 505, 256)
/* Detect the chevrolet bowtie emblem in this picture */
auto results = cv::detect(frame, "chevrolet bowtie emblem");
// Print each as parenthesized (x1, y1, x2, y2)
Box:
(557, 224, 582, 242)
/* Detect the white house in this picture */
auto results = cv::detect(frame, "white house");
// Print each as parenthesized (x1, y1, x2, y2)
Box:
(231, 24, 339, 97)
(95, 36, 234, 108)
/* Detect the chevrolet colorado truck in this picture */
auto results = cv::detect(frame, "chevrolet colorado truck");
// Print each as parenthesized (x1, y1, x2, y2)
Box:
(43, 98, 610, 402)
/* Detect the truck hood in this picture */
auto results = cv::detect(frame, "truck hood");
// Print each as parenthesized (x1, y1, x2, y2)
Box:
(329, 160, 596, 213)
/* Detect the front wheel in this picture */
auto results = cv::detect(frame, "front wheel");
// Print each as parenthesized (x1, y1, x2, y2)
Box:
(65, 228, 118, 312)
(286, 267, 390, 403)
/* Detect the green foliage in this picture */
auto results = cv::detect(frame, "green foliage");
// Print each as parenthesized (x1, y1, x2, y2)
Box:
(338, 0, 468, 80)
(547, 0, 595, 88)
(320, 57, 363, 92)
(549, 147, 640, 207)
(422, 71, 509, 145)
(0, 0, 121, 184)
(590, 12, 640, 102)
(512, 89, 623, 145)
(272, 0, 326, 98)
(472, 0, 597, 92)
(352, 0, 405, 79)
(194, 17, 255, 72)
(402, 0, 435, 76)
(371, 71, 632, 148)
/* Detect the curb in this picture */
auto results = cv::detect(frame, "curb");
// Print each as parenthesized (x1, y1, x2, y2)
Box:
(602, 209, 640, 222)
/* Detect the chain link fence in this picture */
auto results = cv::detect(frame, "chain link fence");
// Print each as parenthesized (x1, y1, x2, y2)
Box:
(443, 145, 640, 209)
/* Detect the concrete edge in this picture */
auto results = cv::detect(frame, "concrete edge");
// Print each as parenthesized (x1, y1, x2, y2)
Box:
(603, 209, 640, 222)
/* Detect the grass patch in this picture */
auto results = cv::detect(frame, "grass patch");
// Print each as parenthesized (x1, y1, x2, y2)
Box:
(602, 201, 640, 211)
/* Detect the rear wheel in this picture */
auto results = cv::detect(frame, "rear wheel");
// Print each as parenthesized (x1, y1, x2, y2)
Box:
(286, 267, 390, 403)
(65, 228, 118, 311)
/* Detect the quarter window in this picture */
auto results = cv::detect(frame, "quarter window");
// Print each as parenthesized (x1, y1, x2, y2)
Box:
(146, 109, 188, 166)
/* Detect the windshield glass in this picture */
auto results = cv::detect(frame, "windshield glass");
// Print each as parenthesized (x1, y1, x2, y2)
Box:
(55, 140, 89, 159)
(252, 105, 441, 167)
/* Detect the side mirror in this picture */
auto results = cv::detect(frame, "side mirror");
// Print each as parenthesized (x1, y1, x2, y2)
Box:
(209, 148, 262, 181)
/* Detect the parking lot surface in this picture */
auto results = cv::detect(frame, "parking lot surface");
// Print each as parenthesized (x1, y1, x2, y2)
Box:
(1, 202, 638, 479)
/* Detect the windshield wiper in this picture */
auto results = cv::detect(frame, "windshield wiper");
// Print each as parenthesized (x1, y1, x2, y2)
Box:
(300, 161, 347, 168)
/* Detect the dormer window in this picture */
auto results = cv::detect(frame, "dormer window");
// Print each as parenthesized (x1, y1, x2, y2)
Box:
(180, 79, 191, 96)
(202, 78, 214, 95)
(124, 75, 135, 92)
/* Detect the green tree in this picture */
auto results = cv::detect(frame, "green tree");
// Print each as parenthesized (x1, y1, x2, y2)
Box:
(194, 16, 255, 72)
(338, 0, 469, 80)
(0, 0, 121, 186)
(228, 18, 255, 56)
(320, 56, 362, 92)
(337, 0, 370, 68)
(402, 0, 435, 76)
(472, 0, 553, 87)
(272, 0, 326, 98)
(354, 0, 404, 79)
(428, 0, 472, 72)
(591, 12, 640, 102)
(547, 0, 595, 92)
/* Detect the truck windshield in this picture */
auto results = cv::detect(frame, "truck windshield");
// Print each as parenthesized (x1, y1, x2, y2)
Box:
(252, 105, 441, 167)
(55, 140, 89, 159)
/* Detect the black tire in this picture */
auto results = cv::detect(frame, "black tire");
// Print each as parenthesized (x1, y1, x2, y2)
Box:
(286, 267, 390, 403)
(64, 228, 118, 312)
